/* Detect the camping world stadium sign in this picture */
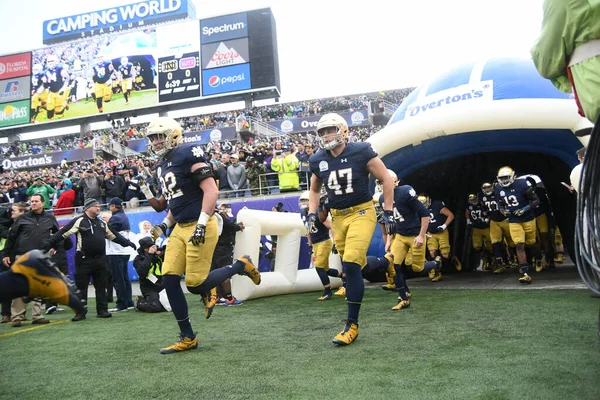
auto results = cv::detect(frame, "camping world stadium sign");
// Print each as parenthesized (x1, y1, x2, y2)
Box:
(42, 0, 196, 44)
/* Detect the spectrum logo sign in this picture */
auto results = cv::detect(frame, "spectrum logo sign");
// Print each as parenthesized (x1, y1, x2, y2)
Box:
(202, 63, 251, 96)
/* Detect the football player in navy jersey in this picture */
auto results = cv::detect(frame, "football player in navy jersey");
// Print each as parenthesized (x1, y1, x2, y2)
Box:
(494, 166, 542, 284)
(381, 172, 441, 309)
(479, 182, 517, 271)
(144, 117, 262, 354)
(419, 194, 459, 281)
(299, 190, 342, 301)
(44, 54, 70, 120)
(465, 194, 495, 272)
(374, 171, 402, 290)
(307, 113, 394, 346)
(30, 63, 48, 123)
(92, 58, 115, 113)
(519, 174, 556, 271)
(118, 57, 134, 105)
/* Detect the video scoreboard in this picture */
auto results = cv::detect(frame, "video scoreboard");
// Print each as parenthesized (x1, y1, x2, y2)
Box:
(0, 5, 280, 131)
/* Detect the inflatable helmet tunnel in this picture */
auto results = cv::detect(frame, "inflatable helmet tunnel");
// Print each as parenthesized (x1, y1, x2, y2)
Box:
(368, 57, 591, 265)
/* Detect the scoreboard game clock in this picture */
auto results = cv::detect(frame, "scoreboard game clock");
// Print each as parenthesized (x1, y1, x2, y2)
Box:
(157, 51, 201, 103)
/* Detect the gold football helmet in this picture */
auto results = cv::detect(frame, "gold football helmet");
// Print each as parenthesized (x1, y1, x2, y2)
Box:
(468, 193, 478, 205)
(316, 113, 349, 150)
(375, 169, 398, 194)
(46, 54, 59, 69)
(481, 182, 493, 196)
(497, 166, 515, 187)
(146, 117, 183, 157)
(418, 194, 431, 208)
(298, 191, 310, 210)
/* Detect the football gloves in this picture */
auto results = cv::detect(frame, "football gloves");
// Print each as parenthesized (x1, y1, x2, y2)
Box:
(189, 224, 206, 246)
(305, 213, 317, 233)
(383, 210, 395, 236)
(513, 205, 531, 217)
(151, 223, 169, 239)
(436, 224, 447, 232)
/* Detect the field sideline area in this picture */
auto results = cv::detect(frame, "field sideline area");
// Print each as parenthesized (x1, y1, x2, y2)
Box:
(1, 281, 599, 400)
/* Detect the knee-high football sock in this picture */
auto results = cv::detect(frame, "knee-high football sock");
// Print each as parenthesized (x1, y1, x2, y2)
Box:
(188, 260, 246, 294)
(316, 268, 330, 287)
(163, 275, 193, 338)
(393, 265, 409, 300)
(326, 268, 340, 277)
(423, 259, 440, 272)
(344, 262, 363, 324)
(0, 271, 29, 301)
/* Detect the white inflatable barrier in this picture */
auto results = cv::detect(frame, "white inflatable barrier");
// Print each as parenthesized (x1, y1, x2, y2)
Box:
(231, 208, 342, 301)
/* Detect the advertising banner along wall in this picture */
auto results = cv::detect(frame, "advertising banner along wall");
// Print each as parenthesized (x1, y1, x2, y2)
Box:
(1, 147, 95, 170)
(266, 110, 370, 134)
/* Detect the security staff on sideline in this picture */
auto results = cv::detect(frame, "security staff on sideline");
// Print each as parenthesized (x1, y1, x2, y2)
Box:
(46, 198, 136, 322)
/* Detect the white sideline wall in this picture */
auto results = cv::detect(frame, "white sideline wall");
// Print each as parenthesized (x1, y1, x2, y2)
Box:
(231, 208, 342, 301)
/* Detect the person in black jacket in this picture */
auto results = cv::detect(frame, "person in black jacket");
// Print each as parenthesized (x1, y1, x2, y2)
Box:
(133, 237, 166, 313)
(103, 168, 126, 207)
(46, 198, 136, 321)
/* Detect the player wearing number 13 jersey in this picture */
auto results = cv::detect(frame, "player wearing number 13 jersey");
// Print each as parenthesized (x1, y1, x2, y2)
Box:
(145, 117, 261, 354)
(494, 166, 541, 284)
(308, 113, 394, 346)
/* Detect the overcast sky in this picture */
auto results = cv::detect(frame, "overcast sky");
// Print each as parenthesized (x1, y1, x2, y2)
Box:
(1, 0, 545, 135)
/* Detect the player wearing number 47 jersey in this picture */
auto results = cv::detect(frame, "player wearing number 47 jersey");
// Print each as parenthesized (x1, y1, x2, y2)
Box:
(494, 166, 542, 284)
(308, 113, 395, 346)
(144, 117, 262, 354)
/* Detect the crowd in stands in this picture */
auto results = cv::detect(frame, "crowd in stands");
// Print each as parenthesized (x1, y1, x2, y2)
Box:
(0, 89, 411, 211)
(2, 89, 412, 158)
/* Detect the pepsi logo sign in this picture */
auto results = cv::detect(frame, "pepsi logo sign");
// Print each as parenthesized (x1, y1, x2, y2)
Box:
(208, 76, 220, 87)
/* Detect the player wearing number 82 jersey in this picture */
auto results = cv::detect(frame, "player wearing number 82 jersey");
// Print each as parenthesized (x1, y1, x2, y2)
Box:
(145, 117, 261, 354)
(308, 113, 394, 346)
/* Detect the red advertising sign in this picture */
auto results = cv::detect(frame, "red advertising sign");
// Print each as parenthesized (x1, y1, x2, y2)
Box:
(0, 52, 31, 80)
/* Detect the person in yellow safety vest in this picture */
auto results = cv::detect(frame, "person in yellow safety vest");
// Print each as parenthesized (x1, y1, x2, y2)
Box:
(133, 237, 166, 313)
(270, 145, 300, 193)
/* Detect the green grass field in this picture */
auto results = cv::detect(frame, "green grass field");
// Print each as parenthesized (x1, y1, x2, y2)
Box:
(1, 289, 599, 400)
(33, 89, 157, 123)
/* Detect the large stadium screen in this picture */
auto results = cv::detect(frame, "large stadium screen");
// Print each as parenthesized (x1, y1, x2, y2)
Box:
(0, 7, 280, 131)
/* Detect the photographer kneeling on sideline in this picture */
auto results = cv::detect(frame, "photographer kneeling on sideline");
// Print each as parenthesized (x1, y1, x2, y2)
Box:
(133, 237, 166, 313)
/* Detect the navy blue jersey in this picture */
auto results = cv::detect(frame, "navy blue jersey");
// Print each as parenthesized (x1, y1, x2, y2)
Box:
(494, 179, 537, 223)
(381, 185, 429, 236)
(467, 202, 489, 229)
(32, 72, 45, 92)
(300, 209, 330, 244)
(93, 61, 113, 84)
(45, 65, 67, 92)
(119, 62, 134, 79)
(157, 143, 208, 224)
(478, 191, 506, 222)
(309, 142, 377, 210)
(427, 200, 447, 232)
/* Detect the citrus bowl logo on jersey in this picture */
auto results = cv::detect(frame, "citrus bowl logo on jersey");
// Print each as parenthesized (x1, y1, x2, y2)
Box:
(280, 120, 293, 133)
(208, 76, 220, 87)
(319, 161, 329, 172)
